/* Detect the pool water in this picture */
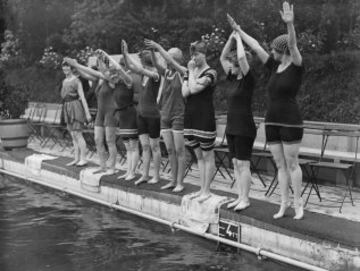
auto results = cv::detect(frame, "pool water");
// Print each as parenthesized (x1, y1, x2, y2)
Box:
(0, 175, 302, 271)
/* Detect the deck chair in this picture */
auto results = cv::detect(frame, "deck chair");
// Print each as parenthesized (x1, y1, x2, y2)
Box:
(28, 102, 47, 144)
(309, 130, 360, 213)
(41, 103, 66, 149)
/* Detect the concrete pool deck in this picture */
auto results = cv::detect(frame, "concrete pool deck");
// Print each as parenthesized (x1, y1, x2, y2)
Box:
(0, 145, 359, 271)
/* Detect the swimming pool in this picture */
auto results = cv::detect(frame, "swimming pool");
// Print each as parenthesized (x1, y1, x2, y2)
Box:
(0, 175, 302, 271)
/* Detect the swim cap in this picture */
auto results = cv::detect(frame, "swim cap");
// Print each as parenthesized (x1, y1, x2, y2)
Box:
(190, 41, 207, 55)
(271, 34, 289, 54)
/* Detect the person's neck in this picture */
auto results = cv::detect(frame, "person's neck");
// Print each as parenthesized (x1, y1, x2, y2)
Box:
(280, 55, 292, 66)
(65, 74, 73, 79)
(195, 62, 209, 76)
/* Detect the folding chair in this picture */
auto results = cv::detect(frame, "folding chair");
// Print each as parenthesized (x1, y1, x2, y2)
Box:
(251, 143, 272, 190)
(20, 102, 36, 142)
(83, 128, 97, 158)
(41, 103, 67, 149)
(308, 130, 359, 213)
(28, 102, 47, 144)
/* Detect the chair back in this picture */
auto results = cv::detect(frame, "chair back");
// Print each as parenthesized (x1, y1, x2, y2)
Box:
(30, 103, 46, 122)
(43, 103, 63, 125)
(20, 102, 37, 120)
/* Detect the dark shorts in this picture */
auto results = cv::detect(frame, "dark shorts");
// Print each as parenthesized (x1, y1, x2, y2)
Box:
(94, 110, 117, 128)
(265, 125, 303, 144)
(226, 134, 255, 161)
(161, 116, 184, 131)
(114, 106, 138, 140)
(137, 114, 161, 139)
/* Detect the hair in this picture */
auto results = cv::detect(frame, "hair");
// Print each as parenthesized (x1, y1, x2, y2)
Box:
(190, 40, 207, 55)
(139, 50, 153, 66)
(271, 34, 290, 55)
(168, 47, 184, 64)
(61, 60, 70, 67)
(227, 49, 252, 63)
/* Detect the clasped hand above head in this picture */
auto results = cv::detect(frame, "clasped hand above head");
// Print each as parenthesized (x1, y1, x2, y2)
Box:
(144, 39, 160, 50)
(63, 57, 77, 66)
(226, 14, 241, 33)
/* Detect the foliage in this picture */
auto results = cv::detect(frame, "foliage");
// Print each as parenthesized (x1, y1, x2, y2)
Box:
(0, 29, 23, 68)
(0, 0, 359, 122)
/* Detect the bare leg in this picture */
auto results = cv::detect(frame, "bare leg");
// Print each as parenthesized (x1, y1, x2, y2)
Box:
(118, 140, 131, 179)
(191, 147, 204, 199)
(198, 149, 215, 202)
(161, 130, 176, 189)
(269, 143, 291, 219)
(66, 131, 79, 166)
(234, 160, 251, 211)
(126, 138, 139, 180)
(284, 143, 304, 220)
(227, 158, 241, 208)
(135, 134, 150, 185)
(93, 126, 107, 173)
(148, 137, 161, 184)
(105, 126, 117, 174)
(172, 130, 185, 192)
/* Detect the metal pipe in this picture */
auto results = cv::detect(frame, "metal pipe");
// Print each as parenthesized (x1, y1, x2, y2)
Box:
(0, 168, 328, 271)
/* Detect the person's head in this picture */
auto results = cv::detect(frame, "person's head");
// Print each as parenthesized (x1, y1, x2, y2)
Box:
(167, 47, 183, 69)
(189, 41, 207, 67)
(271, 34, 290, 61)
(61, 61, 73, 76)
(106, 66, 121, 85)
(139, 50, 153, 68)
(226, 49, 252, 73)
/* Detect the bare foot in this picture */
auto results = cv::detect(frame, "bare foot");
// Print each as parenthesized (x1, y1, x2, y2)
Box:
(105, 168, 118, 175)
(76, 160, 88, 167)
(227, 198, 241, 209)
(125, 173, 136, 181)
(172, 184, 184, 193)
(117, 172, 128, 180)
(135, 175, 149, 186)
(161, 182, 176, 190)
(293, 199, 304, 220)
(234, 201, 250, 211)
(66, 160, 79, 166)
(273, 201, 291, 219)
(147, 177, 159, 184)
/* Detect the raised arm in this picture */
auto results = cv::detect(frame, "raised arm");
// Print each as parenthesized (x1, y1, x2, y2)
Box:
(145, 39, 187, 75)
(220, 32, 235, 74)
(64, 57, 106, 80)
(96, 49, 133, 87)
(121, 40, 159, 80)
(150, 48, 166, 76)
(234, 31, 250, 75)
(227, 14, 269, 64)
(187, 60, 214, 95)
(280, 1, 302, 65)
(76, 68, 98, 82)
